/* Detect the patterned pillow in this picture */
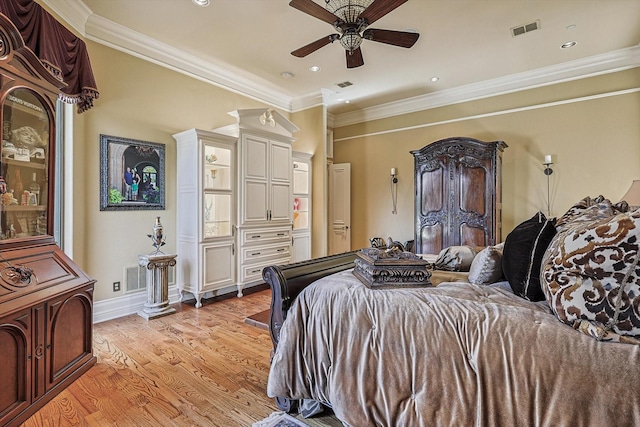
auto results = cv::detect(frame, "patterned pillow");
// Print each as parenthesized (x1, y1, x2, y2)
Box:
(468, 243, 505, 285)
(433, 245, 483, 272)
(555, 195, 629, 232)
(541, 208, 640, 340)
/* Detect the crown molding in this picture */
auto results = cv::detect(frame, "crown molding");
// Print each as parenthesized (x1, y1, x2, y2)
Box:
(39, 0, 91, 36)
(84, 14, 295, 111)
(36, 1, 640, 126)
(332, 45, 640, 127)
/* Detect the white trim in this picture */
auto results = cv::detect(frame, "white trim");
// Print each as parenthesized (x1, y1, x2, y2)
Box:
(333, 87, 640, 142)
(63, 102, 73, 256)
(333, 45, 640, 127)
(93, 285, 181, 324)
(38, 1, 640, 125)
(92, 282, 266, 323)
(84, 14, 294, 111)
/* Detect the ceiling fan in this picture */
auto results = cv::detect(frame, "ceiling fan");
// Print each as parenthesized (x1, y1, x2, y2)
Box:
(289, 0, 419, 68)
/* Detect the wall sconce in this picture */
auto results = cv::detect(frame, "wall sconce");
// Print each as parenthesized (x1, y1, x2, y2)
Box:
(543, 154, 553, 175)
(259, 109, 276, 127)
(543, 154, 554, 216)
(390, 167, 398, 215)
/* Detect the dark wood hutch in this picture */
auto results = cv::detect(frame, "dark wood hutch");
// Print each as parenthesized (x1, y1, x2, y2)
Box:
(412, 137, 507, 255)
(0, 14, 96, 427)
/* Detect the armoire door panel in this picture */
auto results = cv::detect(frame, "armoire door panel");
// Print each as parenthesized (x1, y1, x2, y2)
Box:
(459, 166, 487, 215)
(420, 224, 443, 254)
(420, 168, 444, 214)
(459, 223, 488, 247)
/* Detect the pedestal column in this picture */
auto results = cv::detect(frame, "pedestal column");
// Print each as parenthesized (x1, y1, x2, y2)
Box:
(138, 253, 177, 320)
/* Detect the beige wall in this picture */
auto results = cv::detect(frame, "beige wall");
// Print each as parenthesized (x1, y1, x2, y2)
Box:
(79, 41, 321, 302)
(332, 69, 640, 250)
(72, 36, 639, 302)
(291, 106, 327, 258)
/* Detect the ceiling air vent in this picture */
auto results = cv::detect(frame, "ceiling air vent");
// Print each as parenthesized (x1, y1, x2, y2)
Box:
(511, 20, 540, 37)
(335, 81, 353, 88)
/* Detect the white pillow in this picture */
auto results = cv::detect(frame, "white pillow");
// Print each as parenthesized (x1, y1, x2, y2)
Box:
(468, 243, 505, 285)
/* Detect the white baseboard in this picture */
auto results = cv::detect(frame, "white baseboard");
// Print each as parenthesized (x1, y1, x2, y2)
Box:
(93, 286, 182, 324)
(92, 282, 266, 324)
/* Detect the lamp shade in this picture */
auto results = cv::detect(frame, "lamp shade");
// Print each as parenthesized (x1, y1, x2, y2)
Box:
(621, 180, 640, 207)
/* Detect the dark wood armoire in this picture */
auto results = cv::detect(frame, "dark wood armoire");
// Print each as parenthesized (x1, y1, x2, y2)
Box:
(411, 137, 507, 255)
(0, 14, 96, 427)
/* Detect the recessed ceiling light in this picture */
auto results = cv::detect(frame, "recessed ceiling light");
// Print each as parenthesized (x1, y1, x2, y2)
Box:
(192, 0, 210, 6)
(309, 66, 321, 72)
(430, 76, 439, 82)
(280, 71, 294, 79)
(561, 41, 577, 49)
(566, 24, 576, 30)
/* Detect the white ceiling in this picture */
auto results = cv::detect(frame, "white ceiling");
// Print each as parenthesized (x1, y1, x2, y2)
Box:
(43, 0, 640, 124)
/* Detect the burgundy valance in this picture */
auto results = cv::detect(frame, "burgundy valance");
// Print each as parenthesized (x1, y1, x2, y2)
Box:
(0, 0, 99, 112)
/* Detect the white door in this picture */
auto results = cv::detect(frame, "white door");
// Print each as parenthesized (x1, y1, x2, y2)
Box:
(329, 163, 351, 255)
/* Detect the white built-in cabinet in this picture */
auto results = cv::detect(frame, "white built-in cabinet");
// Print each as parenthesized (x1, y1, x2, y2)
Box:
(241, 134, 293, 224)
(292, 151, 312, 262)
(173, 129, 237, 308)
(174, 109, 300, 305)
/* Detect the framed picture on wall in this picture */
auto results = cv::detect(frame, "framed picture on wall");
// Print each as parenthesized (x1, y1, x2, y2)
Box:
(99, 134, 166, 211)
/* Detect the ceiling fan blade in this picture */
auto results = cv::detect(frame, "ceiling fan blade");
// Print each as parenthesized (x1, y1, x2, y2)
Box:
(363, 28, 419, 48)
(346, 47, 364, 68)
(359, 0, 409, 25)
(289, 0, 342, 25)
(291, 34, 339, 57)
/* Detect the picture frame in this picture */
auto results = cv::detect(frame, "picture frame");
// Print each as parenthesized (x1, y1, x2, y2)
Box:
(99, 134, 165, 211)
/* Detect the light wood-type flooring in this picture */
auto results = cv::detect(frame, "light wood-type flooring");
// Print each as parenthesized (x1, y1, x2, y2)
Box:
(21, 287, 340, 427)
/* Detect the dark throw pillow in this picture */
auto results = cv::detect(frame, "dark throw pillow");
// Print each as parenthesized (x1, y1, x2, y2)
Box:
(502, 212, 556, 301)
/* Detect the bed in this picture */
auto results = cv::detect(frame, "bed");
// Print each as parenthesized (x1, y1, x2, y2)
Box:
(263, 195, 640, 426)
(264, 253, 640, 426)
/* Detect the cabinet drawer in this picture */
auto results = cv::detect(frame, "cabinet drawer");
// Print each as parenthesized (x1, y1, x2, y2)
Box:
(241, 256, 290, 283)
(242, 243, 290, 264)
(241, 227, 291, 245)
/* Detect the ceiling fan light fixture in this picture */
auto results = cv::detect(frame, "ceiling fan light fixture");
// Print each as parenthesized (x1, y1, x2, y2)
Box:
(340, 31, 363, 52)
(324, 0, 374, 23)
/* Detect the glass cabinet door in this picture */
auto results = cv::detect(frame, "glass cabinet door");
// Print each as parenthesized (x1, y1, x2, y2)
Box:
(0, 88, 51, 240)
(204, 145, 231, 191)
(203, 143, 233, 239)
(293, 160, 309, 231)
(203, 193, 232, 238)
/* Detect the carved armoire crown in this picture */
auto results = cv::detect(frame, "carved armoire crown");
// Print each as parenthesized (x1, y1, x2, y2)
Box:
(411, 137, 507, 255)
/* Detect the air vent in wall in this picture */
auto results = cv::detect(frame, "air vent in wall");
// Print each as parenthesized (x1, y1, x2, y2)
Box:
(125, 264, 175, 292)
(511, 20, 540, 37)
(336, 81, 353, 88)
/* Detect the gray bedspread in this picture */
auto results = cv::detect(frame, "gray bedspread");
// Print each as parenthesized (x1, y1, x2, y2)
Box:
(267, 269, 640, 427)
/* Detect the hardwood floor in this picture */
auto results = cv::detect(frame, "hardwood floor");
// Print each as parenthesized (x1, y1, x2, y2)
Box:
(22, 287, 280, 427)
